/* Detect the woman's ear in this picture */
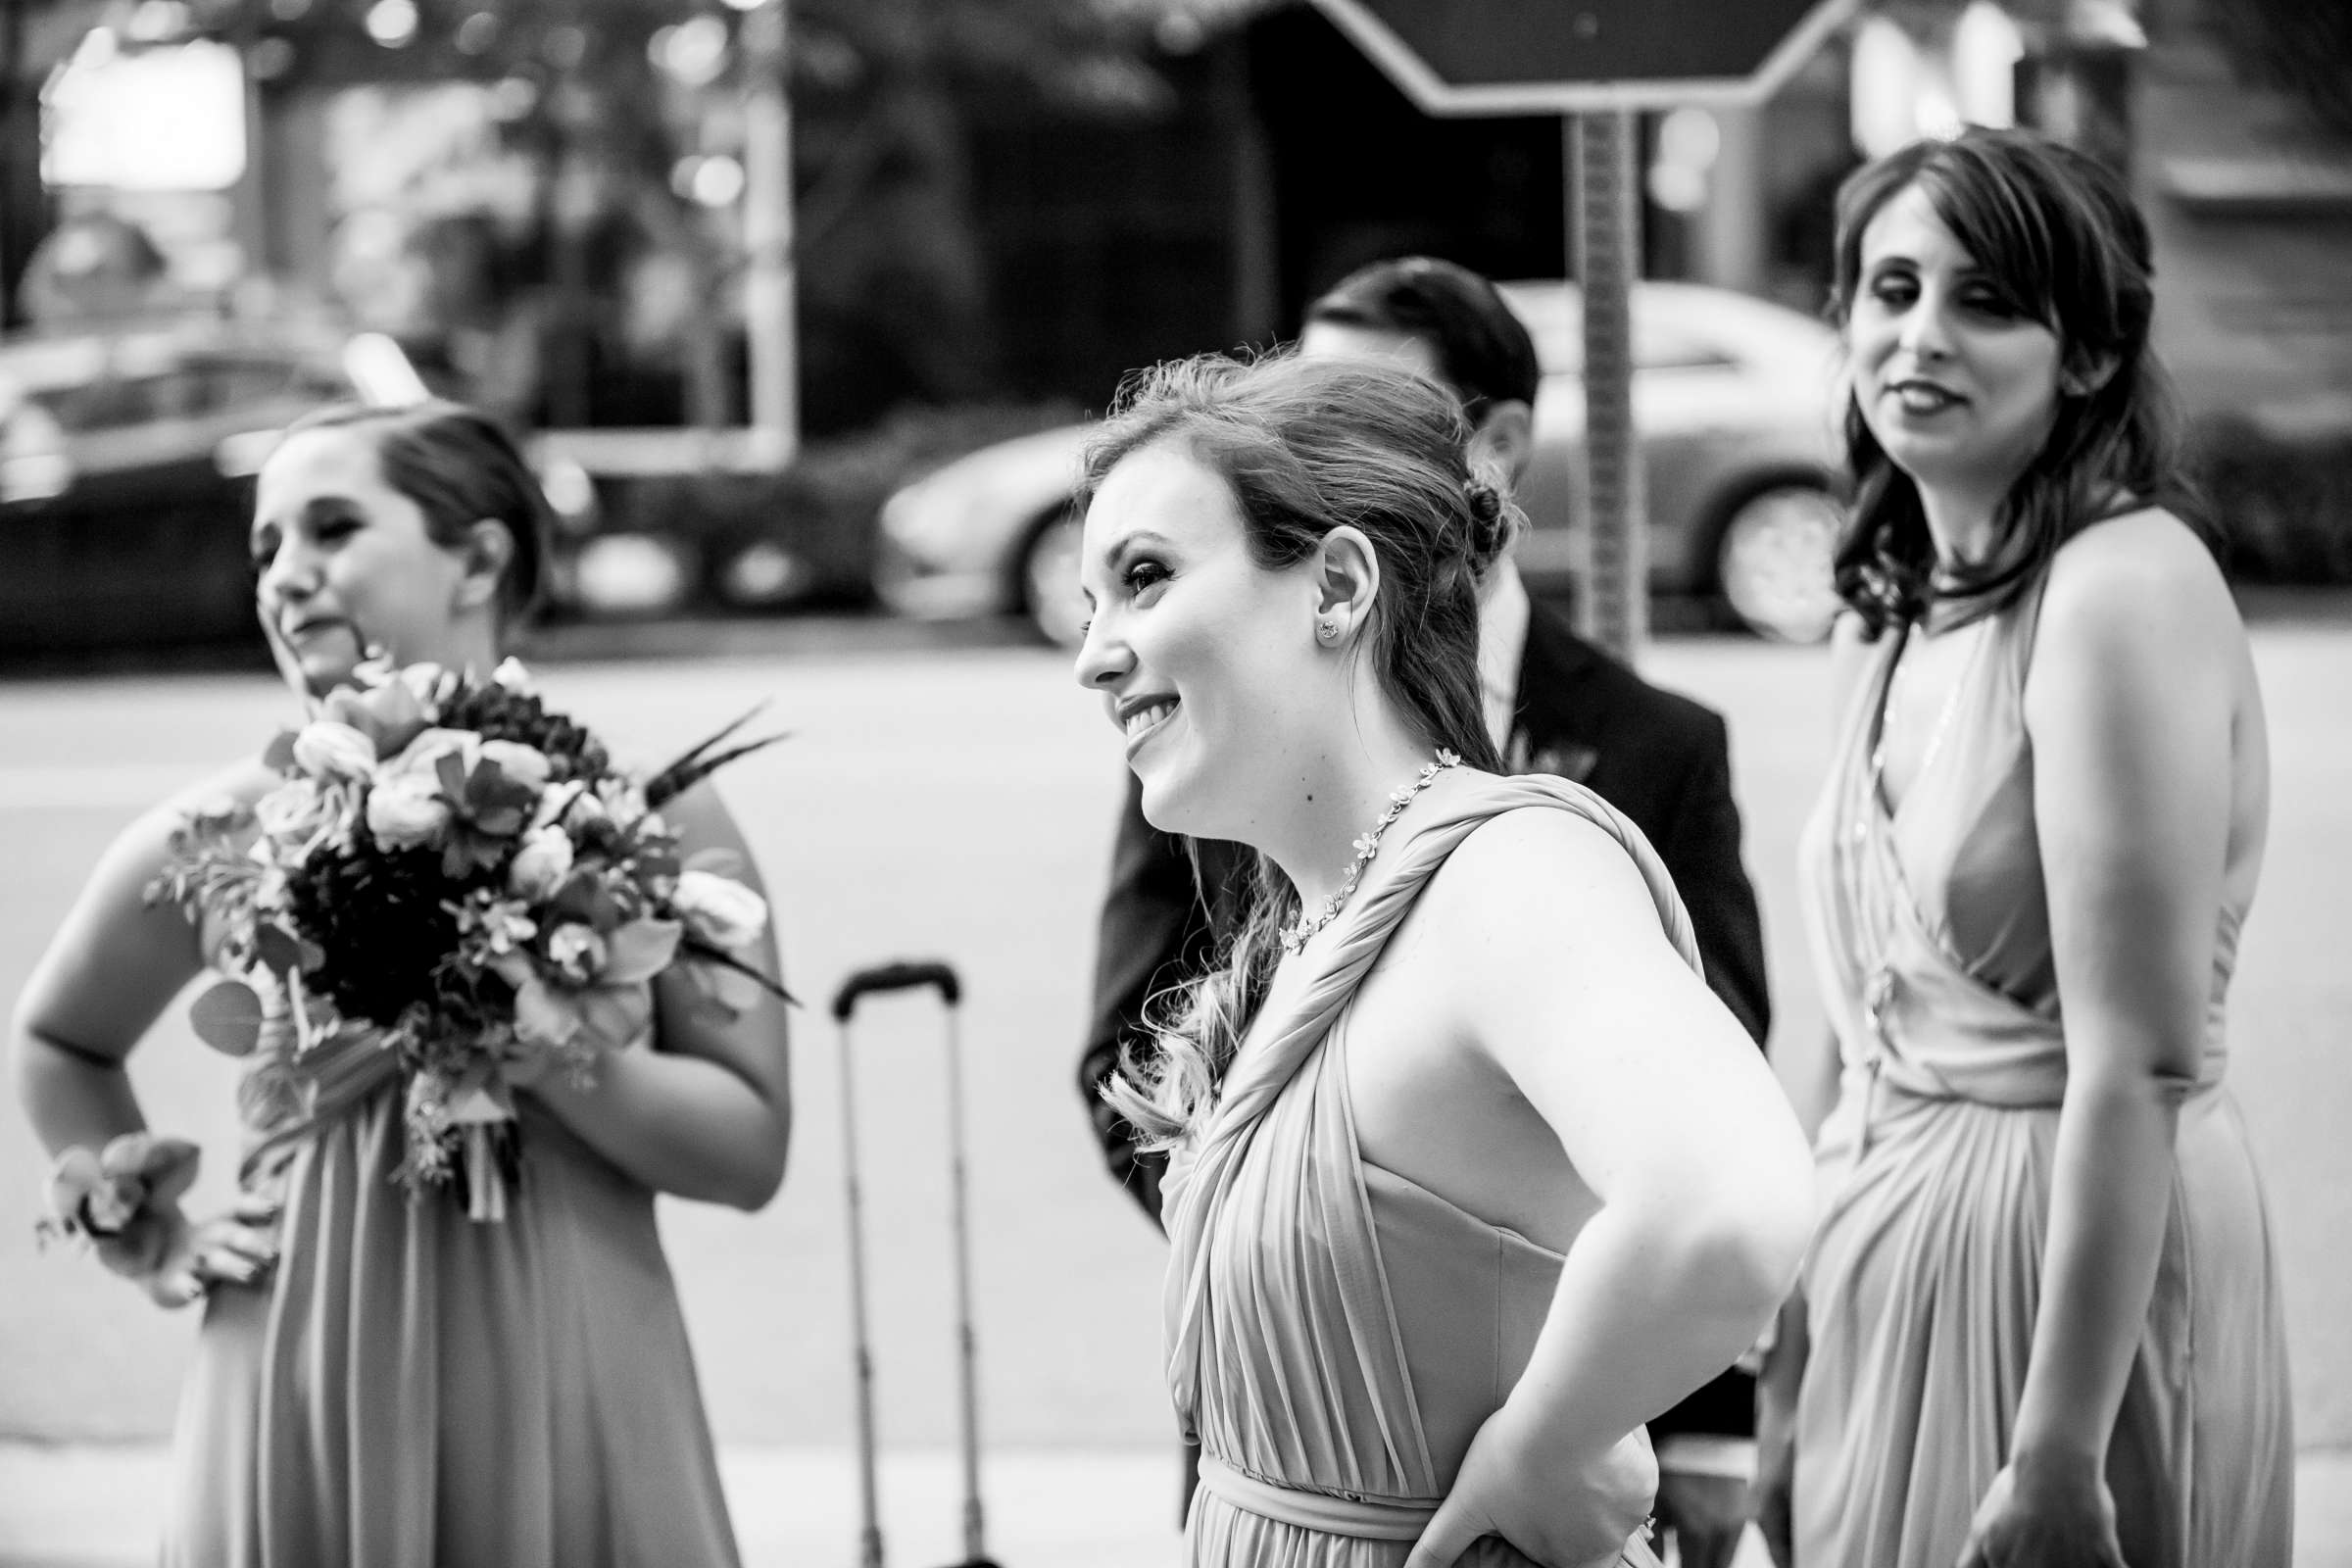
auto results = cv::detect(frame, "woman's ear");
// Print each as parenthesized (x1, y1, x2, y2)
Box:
(1468, 399, 1534, 489)
(1312, 525, 1381, 645)
(454, 518, 516, 612)
(2061, 352, 2121, 399)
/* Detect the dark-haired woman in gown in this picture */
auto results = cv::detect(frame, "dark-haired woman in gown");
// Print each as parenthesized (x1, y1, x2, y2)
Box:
(1759, 128, 2293, 1568)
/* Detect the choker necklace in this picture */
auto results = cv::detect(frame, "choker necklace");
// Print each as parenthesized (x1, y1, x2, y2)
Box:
(1281, 750, 1461, 956)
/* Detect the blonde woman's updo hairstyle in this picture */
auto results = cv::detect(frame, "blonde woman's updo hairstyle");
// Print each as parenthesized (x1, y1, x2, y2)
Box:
(1082, 350, 1524, 1148)
(280, 401, 557, 630)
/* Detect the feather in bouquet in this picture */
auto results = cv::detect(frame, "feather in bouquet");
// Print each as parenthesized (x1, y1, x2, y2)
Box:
(147, 654, 790, 1221)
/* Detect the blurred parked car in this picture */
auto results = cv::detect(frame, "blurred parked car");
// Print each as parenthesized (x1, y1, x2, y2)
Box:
(877, 280, 1849, 644)
(0, 321, 594, 654)
(541, 403, 1084, 621)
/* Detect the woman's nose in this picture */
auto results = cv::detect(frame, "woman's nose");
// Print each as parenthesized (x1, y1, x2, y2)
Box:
(1897, 298, 1954, 361)
(1072, 611, 1129, 690)
(257, 541, 318, 609)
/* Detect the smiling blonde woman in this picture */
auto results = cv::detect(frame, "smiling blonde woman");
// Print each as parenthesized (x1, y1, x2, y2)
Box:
(1073, 352, 1816, 1568)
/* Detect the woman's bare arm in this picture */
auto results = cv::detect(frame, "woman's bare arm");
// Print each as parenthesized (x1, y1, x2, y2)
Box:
(1406, 808, 1817, 1566)
(13, 769, 267, 1155)
(526, 781, 792, 1209)
(1464, 808, 1815, 1441)
(2007, 514, 2244, 1469)
(14, 767, 284, 1303)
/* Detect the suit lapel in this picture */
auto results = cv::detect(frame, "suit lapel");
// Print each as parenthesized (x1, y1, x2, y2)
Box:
(1509, 601, 1609, 783)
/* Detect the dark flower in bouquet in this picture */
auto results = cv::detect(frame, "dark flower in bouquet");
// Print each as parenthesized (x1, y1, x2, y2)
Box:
(149, 654, 787, 1220)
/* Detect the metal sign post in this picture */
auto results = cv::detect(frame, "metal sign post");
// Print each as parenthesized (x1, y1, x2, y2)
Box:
(740, 0, 799, 471)
(1308, 0, 1858, 663)
(1570, 110, 1645, 659)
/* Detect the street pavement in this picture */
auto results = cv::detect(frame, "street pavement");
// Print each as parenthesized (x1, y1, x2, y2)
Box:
(2, 615, 2348, 1562)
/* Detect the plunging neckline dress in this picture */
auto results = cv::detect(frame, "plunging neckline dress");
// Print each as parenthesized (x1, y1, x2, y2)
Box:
(1792, 578, 2294, 1567)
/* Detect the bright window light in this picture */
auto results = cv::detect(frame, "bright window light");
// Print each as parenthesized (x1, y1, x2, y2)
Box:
(42, 38, 247, 192)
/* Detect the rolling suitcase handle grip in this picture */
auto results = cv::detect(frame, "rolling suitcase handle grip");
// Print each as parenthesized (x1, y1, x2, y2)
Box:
(831, 959, 962, 1020)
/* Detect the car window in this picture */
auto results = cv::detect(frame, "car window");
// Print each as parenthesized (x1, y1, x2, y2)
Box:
(26, 353, 338, 433)
(1523, 315, 1736, 376)
(29, 374, 177, 431)
(197, 354, 347, 411)
(1505, 286, 1751, 377)
(1633, 318, 1737, 371)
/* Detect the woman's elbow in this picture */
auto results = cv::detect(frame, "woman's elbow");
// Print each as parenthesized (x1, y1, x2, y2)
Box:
(1673, 1155, 1819, 1316)
(714, 1106, 791, 1211)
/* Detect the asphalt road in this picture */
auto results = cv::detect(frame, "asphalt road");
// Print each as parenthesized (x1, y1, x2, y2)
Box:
(2, 619, 2347, 1466)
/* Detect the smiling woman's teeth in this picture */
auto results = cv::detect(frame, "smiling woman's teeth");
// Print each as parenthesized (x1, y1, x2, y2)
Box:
(1124, 701, 1176, 740)
(1895, 383, 1959, 415)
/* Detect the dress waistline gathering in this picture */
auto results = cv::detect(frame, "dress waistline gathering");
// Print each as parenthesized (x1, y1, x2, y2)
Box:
(1196, 1457, 1436, 1542)
(1194, 1456, 1666, 1566)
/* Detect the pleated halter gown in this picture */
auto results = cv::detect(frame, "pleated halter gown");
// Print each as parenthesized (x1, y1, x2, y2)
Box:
(163, 973, 742, 1568)
(1161, 772, 1699, 1568)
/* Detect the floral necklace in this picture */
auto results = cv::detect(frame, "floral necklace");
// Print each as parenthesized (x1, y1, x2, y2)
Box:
(1280, 750, 1461, 956)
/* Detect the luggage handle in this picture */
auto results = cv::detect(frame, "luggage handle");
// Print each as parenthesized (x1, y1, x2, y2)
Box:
(831, 959, 962, 1020)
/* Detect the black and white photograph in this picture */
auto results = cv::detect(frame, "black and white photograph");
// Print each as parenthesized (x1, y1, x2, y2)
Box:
(2, 0, 2348, 1564)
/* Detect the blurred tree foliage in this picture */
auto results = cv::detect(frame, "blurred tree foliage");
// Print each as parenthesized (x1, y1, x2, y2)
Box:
(80, 0, 1172, 432)
(2200, 0, 2352, 139)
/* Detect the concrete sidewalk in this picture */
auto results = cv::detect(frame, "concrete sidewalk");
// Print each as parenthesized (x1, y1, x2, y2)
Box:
(4, 1444, 2348, 1567)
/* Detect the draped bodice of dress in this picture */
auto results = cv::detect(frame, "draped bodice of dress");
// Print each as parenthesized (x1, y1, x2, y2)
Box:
(1800, 577, 2259, 1116)
(1158, 772, 1699, 1561)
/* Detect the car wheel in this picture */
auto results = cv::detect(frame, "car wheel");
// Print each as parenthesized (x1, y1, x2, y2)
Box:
(1714, 484, 1844, 643)
(1021, 509, 1089, 647)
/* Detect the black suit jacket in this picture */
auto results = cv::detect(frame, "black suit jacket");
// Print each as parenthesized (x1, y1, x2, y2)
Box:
(1075, 598, 1772, 1432)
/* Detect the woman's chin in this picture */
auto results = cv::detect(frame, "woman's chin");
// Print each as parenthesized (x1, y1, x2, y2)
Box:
(1136, 765, 1206, 840)
(271, 644, 362, 702)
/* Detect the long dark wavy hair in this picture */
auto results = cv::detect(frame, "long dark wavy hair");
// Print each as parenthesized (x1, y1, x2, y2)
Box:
(1084, 352, 1520, 1147)
(1829, 127, 2206, 636)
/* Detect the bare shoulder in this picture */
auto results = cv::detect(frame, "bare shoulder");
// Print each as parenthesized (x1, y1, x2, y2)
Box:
(2039, 508, 2241, 670)
(657, 779, 765, 888)
(1420, 798, 1662, 946)
(110, 759, 280, 877)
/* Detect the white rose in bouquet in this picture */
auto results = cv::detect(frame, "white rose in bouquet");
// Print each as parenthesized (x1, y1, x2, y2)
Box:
(479, 740, 553, 791)
(508, 825, 575, 901)
(291, 720, 378, 782)
(672, 869, 769, 951)
(391, 726, 483, 780)
(366, 772, 452, 850)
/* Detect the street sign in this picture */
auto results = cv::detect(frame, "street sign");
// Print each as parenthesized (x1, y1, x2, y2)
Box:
(1311, 0, 1860, 114)
(1309, 0, 1856, 660)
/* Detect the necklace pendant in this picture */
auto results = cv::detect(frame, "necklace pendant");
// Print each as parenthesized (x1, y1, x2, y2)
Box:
(1277, 752, 1460, 955)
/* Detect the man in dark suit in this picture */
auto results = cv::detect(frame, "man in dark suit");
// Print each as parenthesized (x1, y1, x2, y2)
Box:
(1076, 257, 1771, 1564)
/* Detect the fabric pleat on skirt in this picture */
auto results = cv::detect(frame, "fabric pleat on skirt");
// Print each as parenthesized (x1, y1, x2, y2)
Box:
(164, 1077, 741, 1568)
(1792, 575, 2293, 1568)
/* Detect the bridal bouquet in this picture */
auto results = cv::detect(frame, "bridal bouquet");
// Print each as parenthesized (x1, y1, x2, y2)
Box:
(147, 654, 787, 1221)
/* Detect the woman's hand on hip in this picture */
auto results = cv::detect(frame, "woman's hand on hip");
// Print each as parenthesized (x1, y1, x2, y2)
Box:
(113, 1191, 282, 1309)
(1954, 1450, 2128, 1568)
(1404, 1404, 1655, 1568)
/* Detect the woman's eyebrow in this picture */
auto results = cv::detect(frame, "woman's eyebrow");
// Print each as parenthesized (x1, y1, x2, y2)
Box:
(1100, 529, 1174, 570)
